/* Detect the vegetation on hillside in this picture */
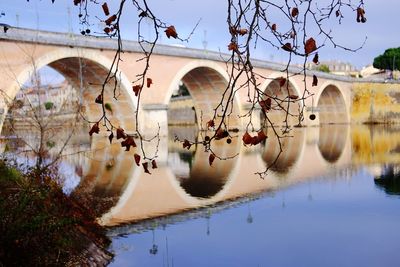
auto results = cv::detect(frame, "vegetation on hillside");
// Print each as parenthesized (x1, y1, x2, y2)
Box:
(0, 160, 112, 266)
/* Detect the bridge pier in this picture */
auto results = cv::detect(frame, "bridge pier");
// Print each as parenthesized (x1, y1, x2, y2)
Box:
(141, 104, 169, 137)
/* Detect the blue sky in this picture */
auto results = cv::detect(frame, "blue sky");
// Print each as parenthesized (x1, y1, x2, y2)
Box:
(1, 0, 399, 69)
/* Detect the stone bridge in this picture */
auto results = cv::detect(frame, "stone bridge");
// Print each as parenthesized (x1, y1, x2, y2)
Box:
(0, 27, 399, 135)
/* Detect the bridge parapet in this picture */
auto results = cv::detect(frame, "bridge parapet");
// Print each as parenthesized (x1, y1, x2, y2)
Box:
(2, 27, 397, 84)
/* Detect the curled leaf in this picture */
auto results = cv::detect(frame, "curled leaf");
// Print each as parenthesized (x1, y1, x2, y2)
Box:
(142, 162, 151, 174)
(279, 77, 287, 87)
(139, 11, 147, 18)
(335, 10, 340, 17)
(165, 25, 178, 39)
(259, 98, 272, 112)
(105, 14, 117, 26)
(313, 53, 319, 65)
(206, 120, 215, 128)
(108, 132, 114, 144)
(281, 43, 292, 52)
(228, 42, 238, 51)
(102, 3, 110, 16)
(147, 78, 153, 88)
(238, 28, 248, 36)
(291, 7, 299, 17)
(95, 94, 103, 104)
(134, 153, 141, 166)
(289, 95, 299, 100)
(151, 159, 158, 169)
(271, 24, 277, 31)
(209, 153, 216, 166)
(356, 7, 366, 23)
(89, 122, 100, 136)
(104, 27, 112, 34)
(121, 136, 136, 151)
(116, 128, 126, 139)
(257, 130, 267, 143)
(242, 132, 253, 146)
(183, 139, 191, 150)
(305, 38, 317, 55)
(312, 75, 318, 86)
(132, 85, 141, 96)
(251, 136, 260, 146)
(215, 128, 229, 140)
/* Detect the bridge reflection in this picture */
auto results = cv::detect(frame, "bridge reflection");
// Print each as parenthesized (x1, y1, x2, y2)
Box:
(5, 124, 400, 226)
(69, 125, 357, 226)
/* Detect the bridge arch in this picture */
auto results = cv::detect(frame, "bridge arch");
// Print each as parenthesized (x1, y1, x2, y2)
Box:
(4, 48, 137, 131)
(315, 82, 349, 124)
(166, 60, 242, 129)
(260, 73, 303, 126)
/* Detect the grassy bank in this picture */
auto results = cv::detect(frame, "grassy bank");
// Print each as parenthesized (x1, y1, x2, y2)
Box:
(0, 160, 112, 266)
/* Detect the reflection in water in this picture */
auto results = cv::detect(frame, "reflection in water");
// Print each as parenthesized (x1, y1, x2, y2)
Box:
(318, 125, 348, 163)
(262, 128, 304, 174)
(4, 119, 400, 265)
(352, 125, 400, 164)
(72, 138, 139, 217)
(4, 124, 400, 225)
(169, 129, 239, 199)
(374, 165, 400, 196)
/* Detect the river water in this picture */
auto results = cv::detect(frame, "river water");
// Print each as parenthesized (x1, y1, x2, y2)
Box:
(2, 124, 400, 266)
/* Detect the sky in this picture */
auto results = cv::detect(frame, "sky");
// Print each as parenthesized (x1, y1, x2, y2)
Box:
(1, 0, 399, 69)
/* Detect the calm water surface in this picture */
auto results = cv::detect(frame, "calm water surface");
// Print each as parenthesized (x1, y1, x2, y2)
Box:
(2, 124, 400, 266)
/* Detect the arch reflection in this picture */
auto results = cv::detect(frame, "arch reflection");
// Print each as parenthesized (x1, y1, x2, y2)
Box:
(168, 128, 240, 199)
(318, 125, 348, 163)
(262, 128, 305, 175)
(71, 136, 138, 217)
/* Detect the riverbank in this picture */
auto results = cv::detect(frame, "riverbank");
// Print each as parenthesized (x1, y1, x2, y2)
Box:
(0, 160, 112, 266)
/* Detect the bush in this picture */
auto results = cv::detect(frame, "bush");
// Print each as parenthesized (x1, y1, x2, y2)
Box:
(44, 101, 54, 110)
(0, 160, 112, 266)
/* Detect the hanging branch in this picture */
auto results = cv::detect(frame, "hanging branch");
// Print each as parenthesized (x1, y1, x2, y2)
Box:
(71, 0, 367, 177)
